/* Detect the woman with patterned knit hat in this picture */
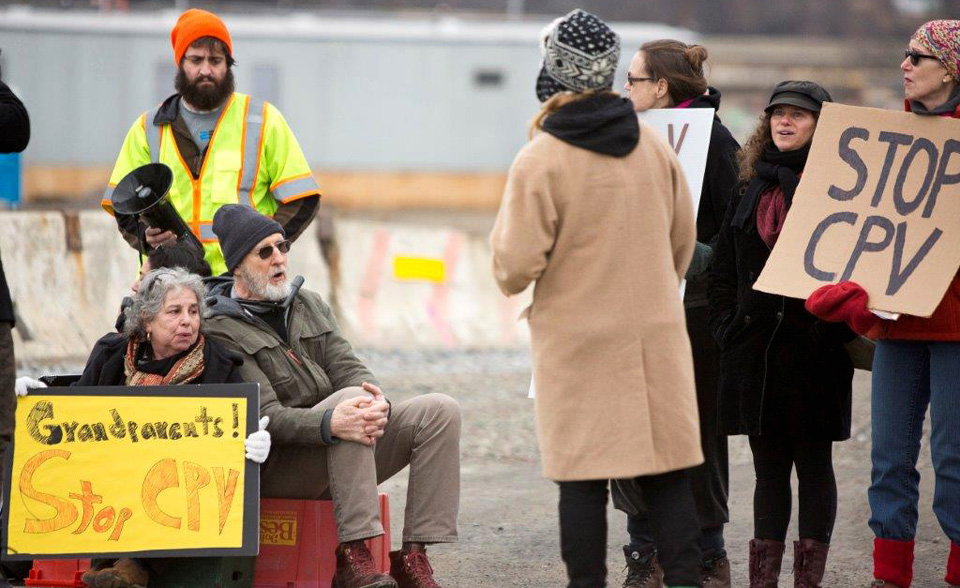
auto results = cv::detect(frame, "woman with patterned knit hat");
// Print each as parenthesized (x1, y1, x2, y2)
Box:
(806, 18, 960, 588)
(490, 9, 704, 588)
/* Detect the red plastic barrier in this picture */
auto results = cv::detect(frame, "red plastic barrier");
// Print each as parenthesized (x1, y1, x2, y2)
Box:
(26, 495, 391, 588)
(26, 559, 91, 588)
(255, 494, 391, 588)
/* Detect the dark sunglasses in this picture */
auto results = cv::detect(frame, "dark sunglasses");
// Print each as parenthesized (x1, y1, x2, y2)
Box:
(904, 50, 941, 66)
(626, 74, 655, 86)
(256, 239, 291, 260)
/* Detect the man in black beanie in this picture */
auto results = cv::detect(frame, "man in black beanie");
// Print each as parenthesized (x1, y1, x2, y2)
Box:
(204, 205, 462, 588)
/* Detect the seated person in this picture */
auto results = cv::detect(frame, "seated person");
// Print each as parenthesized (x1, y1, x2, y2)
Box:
(204, 205, 461, 588)
(16, 267, 270, 588)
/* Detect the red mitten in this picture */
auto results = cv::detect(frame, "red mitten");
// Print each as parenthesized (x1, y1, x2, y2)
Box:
(805, 281, 879, 335)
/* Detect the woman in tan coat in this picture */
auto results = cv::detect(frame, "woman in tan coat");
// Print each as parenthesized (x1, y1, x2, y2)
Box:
(490, 10, 704, 588)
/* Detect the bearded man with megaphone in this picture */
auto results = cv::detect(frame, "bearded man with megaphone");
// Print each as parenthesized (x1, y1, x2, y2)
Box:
(101, 9, 320, 275)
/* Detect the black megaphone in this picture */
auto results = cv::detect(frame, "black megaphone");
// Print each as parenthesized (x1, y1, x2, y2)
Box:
(111, 163, 205, 256)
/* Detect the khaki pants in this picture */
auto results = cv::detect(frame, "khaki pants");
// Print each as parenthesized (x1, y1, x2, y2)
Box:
(261, 388, 461, 544)
(0, 322, 14, 507)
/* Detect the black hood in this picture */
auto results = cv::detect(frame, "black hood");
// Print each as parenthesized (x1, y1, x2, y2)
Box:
(687, 86, 722, 112)
(541, 93, 639, 157)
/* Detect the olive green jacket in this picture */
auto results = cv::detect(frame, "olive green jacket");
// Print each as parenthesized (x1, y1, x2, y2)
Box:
(204, 280, 378, 446)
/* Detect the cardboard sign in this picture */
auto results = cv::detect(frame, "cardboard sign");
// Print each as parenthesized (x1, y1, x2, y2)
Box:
(638, 108, 715, 215)
(2, 384, 260, 560)
(755, 103, 960, 317)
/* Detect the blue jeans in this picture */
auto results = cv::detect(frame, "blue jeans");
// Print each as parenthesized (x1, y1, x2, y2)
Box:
(869, 340, 960, 543)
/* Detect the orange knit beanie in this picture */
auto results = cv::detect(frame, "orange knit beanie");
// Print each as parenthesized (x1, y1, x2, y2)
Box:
(170, 9, 233, 65)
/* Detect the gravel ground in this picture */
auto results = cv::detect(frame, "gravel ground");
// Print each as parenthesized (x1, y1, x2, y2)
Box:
(9, 350, 947, 587)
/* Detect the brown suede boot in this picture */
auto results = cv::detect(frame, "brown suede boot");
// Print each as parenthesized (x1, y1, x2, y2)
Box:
(331, 542, 398, 588)
(793, 539, 829, 588)
(389, 546, 443, 588)
(749, 539, 785, 588)
(84, 559, 149, 588)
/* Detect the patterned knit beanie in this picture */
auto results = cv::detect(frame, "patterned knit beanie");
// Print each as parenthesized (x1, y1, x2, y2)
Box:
(535, 9, 621, 103)
(912, 20, 960, 81)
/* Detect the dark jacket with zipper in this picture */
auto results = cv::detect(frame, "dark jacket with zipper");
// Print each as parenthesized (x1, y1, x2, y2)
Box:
(683, 87, 741, 310)
(77, 332, 244, 386)
(708, 179, 855, 440)
(203, 278, 378, 447)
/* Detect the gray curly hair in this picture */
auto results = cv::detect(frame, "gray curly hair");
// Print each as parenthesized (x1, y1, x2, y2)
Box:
(123, 267, 207, 341)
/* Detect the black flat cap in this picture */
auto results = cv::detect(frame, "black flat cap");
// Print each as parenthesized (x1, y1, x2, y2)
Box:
(765, 80, 833, 113)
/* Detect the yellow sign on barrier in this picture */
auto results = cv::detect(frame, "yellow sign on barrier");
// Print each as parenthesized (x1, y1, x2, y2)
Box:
(393, 256, 446, 283)
(1, 384, 260, 559)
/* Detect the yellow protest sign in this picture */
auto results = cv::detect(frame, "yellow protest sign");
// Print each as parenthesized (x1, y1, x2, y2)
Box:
(2, 384, 260, 559)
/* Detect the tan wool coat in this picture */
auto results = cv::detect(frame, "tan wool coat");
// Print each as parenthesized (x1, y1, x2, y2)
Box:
(490, 123, 703, 481)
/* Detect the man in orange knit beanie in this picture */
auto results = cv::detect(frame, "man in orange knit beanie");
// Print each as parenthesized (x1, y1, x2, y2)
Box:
(101, 8, 320, 277)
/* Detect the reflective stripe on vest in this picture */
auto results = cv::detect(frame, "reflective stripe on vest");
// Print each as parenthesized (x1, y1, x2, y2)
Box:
(145, 105, 162, 165)
(237, 97, 265, 205)
(271, 173, 321, 202)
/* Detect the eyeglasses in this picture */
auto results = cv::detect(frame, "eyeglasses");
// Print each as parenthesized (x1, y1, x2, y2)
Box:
(904, 50, 941, 67)
(626, 74, 655, 86)
(256, 239, 291, 260)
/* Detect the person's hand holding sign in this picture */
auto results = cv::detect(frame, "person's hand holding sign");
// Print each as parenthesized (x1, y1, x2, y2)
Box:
(244, 416, 271, 463)
(806, 281, 882, 335)
(14, 376, 46, 397)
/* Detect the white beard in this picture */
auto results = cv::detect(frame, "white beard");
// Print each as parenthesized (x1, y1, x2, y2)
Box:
(237, 266, 290, 302)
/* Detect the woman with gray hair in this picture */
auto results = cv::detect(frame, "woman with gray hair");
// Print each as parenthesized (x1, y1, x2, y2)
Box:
(66, 267, 269, 588)
(77, 267, 239, 387)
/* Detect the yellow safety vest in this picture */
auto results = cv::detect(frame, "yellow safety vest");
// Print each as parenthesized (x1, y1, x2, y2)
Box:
(103, 92, 319, 275)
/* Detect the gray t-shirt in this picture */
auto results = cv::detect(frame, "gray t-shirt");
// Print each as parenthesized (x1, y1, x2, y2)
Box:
(180, 99, 223, 153)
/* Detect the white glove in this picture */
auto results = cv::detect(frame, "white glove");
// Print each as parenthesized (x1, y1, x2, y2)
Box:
(244, 416, 271, 464)
(15, 376, 46, 397)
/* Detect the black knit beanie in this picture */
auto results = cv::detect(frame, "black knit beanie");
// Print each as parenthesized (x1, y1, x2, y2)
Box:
(212, 204, 285, 272)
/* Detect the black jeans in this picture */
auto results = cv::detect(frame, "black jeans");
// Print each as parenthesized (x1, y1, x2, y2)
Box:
(749, 435, 837, 544)
(559, 470, 702, 588)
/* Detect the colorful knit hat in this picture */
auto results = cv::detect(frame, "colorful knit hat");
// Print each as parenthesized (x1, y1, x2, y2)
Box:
(912, 19, 960, 80)
(535, 9, 620, 103)
(170, 9, 233, 65)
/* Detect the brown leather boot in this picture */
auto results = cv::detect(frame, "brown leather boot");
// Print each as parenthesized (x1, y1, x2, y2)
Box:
(793, 539, 829, 588)
(83, 559, 149, 588)
(701, 554, 731, 588)
(622, 546, 664, 588)
(749, 539, 785, 588)
(389, 546, 443, 588)
(331, 542, 398, 588)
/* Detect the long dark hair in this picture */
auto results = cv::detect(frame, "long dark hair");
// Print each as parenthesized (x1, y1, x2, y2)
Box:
(638, 39, 709, 105)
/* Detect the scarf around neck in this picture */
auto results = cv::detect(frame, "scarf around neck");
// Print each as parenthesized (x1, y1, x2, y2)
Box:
(124, 334, 206, 386)
(731, 142, 810, 231)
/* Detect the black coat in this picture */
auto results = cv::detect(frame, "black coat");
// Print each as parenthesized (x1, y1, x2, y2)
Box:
(708, 180, 855, 441)
(684, 88, 741, 309)
(0, 80, 30, 154)
(77, 332, 244, 386)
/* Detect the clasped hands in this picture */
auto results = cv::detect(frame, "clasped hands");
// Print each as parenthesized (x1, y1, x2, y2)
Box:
(330, 382, 389, 446)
